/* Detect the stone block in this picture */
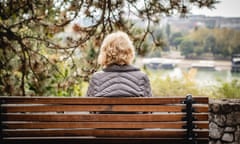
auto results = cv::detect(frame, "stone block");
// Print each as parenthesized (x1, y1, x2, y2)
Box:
(234, 112, 240, 124)
(214, 114, 226, 127)
(222, 104, 232, 114)
(210, 122, 223, 139)
(226, 113, 237, 126)
(232, 104, 240, 111)
(209, 140, 222, 144)
(211, 103, 221, 113)
(224, 127, 235, 132)
(235, 129, 240, 142)
(209, 113, 213, 121)
(222, 133, 234, 142)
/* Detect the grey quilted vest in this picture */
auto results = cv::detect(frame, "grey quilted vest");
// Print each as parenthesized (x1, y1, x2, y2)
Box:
(86, 64, 152, 97)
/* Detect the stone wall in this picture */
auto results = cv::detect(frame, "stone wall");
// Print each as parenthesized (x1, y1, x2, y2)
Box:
(209, 99, 240, 144)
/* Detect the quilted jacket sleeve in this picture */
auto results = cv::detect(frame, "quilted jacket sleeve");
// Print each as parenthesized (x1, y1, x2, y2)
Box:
(143, 75, 152, 97)
(86, 76, 95, 97)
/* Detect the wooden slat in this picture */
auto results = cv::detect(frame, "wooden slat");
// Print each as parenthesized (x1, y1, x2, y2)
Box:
(2, 113, 208, 122)
(3, 129, 209, 138)
(3, 104, 208, 113)
(5, 129, 186, 138)
(3, 122, 187, 129)
(3, 121, 208, 129)
(3, 105, 181, 112)
(1, 97, 209, 104)
(194, 121, 209, 129)
(3, 114, 185, 122)
(194, 105, 209, 113)
(3, 105, 184, 112)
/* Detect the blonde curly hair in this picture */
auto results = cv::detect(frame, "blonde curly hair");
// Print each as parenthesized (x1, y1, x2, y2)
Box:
(98, 31, 135, 67)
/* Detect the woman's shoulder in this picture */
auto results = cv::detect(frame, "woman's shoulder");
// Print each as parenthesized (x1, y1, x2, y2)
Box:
(91, 65, 149, 79)
(132, 70, 149, 79)
(91, 71, 105, 78)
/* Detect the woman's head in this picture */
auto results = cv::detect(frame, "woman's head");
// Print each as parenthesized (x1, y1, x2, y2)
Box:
(98, 31, 135, 67)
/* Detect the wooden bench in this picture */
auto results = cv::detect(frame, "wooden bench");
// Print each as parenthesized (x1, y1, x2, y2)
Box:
(0, 95, 209, 144)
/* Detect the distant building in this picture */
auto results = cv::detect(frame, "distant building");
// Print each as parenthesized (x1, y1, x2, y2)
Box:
(163, 15, 240, 31)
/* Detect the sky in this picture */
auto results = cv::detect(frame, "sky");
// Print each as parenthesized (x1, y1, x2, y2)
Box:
(191, 0, 240, 17)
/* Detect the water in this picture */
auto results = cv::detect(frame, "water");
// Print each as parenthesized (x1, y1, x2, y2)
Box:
(154, 68, 240, 87)
(140, 57, 240, 88)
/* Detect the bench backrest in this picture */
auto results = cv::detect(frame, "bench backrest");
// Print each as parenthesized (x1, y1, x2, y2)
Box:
(0, 96, 209, 144)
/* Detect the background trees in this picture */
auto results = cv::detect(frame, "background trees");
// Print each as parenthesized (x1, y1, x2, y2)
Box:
(0, 0, 218, 96)
(178, 28, 240, 58)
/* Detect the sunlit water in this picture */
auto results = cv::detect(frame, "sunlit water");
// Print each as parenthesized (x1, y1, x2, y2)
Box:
(154, 68, 240, 87)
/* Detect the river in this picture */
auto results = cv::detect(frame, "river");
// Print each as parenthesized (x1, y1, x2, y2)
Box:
(138, 58, 240, 87)
(158, 68, 240, 87)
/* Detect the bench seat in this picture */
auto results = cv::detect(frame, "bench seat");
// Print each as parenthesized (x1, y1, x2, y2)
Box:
(0, 95, 209, 144)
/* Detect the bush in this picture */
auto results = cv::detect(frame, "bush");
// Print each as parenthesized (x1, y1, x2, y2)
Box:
(148, 70, 202, 96)
(215, 79, 240, 98)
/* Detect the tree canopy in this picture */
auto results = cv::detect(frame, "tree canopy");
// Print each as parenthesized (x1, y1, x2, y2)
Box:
(0, 0, 218, 96)
(179, 28, 240, 58)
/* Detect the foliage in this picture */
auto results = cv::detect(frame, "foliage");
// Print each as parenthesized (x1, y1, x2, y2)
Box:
(0, 0, 218, 96)
(145, 27, 168, 57)
(179, 28, 240, 58)
(215, 79, 240, 98)
(179, 40, 195, 57)
(169, 32, 184, 50)
(149, 69, 202, 96)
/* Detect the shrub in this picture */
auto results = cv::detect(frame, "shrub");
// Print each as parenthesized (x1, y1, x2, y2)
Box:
(216, 79, 240, 98)
(149, 70, 202, 96)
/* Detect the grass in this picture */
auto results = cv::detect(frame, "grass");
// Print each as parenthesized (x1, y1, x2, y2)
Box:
(146, 68, 240, 98)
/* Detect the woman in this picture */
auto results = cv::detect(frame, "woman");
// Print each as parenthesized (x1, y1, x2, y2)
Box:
(86, 31, 152, 97)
